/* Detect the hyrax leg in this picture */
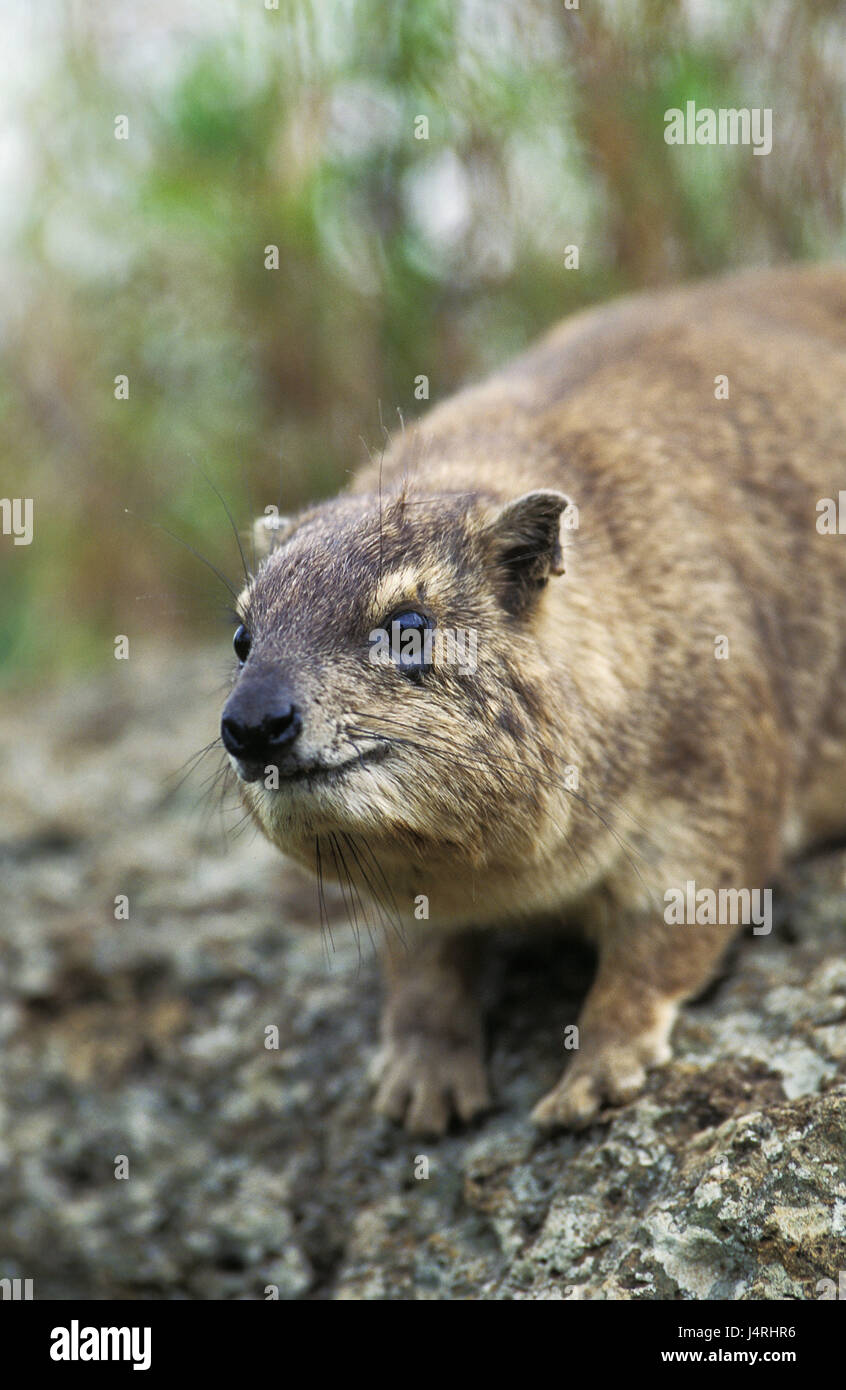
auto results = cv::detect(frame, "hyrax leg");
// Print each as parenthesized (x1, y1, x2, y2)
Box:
(371, 932, 490, 1136)
(531, 913, 737, 1130)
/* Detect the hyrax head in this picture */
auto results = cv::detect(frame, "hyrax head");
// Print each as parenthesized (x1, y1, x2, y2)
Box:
(221, 485, 572, 867)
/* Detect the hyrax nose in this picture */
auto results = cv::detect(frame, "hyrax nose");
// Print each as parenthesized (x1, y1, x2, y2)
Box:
(220, 698, 302, 763)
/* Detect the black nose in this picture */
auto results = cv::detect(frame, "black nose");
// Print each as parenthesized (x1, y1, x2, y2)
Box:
(221, 698, 302, 764)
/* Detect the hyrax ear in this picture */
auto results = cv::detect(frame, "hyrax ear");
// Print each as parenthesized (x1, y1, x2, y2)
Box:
(482, 489, 572, 614)
(251, 510, 298, 564)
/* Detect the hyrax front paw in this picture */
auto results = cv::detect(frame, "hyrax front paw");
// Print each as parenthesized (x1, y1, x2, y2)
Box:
(371, 1034, 491, 1136)
(531, 1023, 674, 1131)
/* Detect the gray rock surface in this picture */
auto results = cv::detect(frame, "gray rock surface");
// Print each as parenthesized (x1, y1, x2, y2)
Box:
(1, 646, 844, 1299)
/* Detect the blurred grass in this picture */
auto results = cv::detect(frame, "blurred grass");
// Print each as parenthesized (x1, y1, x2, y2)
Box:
(1, 0, 845, 685)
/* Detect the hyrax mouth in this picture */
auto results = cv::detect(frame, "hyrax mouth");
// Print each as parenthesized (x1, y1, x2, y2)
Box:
(228, 742, 390, 789)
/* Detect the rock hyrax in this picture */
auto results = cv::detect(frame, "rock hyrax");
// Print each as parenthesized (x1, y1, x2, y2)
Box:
(220, 264, 846, 1135)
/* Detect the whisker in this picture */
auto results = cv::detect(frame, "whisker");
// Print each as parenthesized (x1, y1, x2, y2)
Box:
(340, 827, 404, 952)
(315, 835, 336, 961)
(347, 716, 653, 900)
(124, 507, 239, 603)
(348, 707, 653, 844)
(166, 737, 223, 793)
(335, 832, 378, 964)
(188, 455, 251, 587)
(327, 831, 362, 962)
(351, 723, 592, 884)
(343, 736, 408, 945)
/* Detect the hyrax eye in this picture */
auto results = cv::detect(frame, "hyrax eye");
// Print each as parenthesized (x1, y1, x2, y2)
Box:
(233, 625, 252, 663)
(391, 609, 433, 677)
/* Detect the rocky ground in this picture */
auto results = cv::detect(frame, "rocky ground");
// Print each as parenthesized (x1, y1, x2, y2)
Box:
(1, 644, 845, 1300)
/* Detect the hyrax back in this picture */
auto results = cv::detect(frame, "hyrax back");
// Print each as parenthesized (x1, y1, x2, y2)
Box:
(223, 264, 846, 1134)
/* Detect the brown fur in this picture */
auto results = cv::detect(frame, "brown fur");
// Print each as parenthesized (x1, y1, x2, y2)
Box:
(225, 264, 846, 1134)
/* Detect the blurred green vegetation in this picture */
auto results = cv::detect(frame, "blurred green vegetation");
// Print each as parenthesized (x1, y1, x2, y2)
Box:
(1, 0, 845, 683)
